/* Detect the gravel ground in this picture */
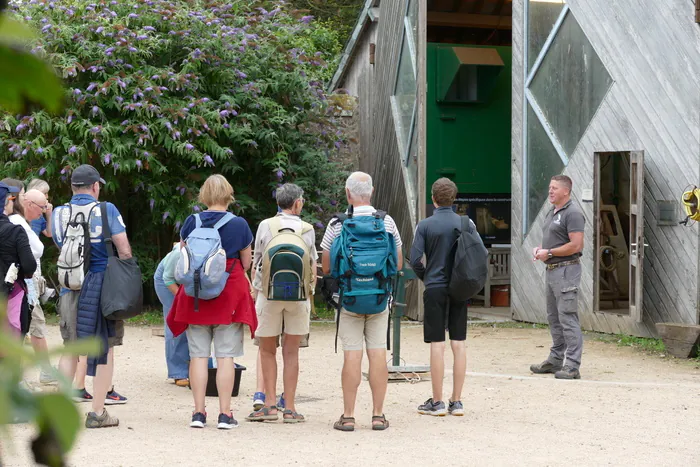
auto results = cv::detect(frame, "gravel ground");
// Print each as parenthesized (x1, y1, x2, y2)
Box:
(5, 322, 700, 466)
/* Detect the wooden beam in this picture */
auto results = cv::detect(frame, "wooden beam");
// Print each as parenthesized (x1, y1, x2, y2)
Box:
(427, 12, 512, 29)
(696, 0, 700, 23)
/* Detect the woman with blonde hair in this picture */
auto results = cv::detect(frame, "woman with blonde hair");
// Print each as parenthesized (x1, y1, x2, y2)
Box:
(167, 174, 257, 430)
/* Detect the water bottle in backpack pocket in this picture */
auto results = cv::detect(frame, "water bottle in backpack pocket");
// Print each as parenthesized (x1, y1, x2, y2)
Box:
(57, 203, 97, 290)
(175, 213, 234, 310)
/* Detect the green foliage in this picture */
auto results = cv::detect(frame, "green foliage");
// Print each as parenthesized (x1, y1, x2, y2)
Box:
(0, 0, 349, 286)
(0, 305, 101, 466)
(0, 14, 63, 113)
(288, 0, 365, 45)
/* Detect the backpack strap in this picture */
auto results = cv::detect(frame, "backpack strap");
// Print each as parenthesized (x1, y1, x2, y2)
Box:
(100, 202, 114, 258)
(373, 210, 387, 220)
(330, 213, 348, 227)
(194, 213, 202, 229)
(212, 212, 234, 230)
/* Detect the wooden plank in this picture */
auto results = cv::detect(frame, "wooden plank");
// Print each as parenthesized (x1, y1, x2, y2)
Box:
(427, 12, 513, 29)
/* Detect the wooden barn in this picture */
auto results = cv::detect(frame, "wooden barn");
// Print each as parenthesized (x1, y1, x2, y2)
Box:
(330, 0, 700, 337)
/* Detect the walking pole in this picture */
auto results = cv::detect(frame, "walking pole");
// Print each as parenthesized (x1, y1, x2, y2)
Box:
(388, 263, 430, 382)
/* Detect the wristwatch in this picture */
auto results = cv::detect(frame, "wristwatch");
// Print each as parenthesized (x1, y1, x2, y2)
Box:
(547, 249, 553, 258)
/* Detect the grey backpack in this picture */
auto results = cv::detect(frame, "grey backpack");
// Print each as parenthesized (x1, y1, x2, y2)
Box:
(448, 216, 488, 302)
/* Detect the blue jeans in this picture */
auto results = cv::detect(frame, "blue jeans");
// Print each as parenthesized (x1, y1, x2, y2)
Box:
(154, 263, 189, 379)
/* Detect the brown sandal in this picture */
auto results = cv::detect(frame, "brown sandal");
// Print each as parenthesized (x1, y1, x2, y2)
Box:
(372, 414, 389, 431)
(333, 414, 355, 432)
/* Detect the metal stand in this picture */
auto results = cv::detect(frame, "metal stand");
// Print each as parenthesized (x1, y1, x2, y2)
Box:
(387, 266, 430, 383)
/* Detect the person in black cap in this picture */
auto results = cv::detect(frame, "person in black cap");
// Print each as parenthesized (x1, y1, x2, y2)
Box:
(0, 181, 36, 335)
(51, 164, 133, 428)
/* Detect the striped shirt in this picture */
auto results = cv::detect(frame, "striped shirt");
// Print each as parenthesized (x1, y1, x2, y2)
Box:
(320, 205, 403, 251)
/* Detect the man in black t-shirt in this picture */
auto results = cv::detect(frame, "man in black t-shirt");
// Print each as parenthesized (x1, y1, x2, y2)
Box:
(530, 175, 585, 380)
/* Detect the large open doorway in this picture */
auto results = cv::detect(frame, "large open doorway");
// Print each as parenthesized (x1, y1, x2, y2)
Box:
(594, 151, 645, 321)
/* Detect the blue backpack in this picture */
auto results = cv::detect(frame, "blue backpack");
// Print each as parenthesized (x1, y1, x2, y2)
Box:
(330, 210, 398, 314)
(175, 213, 234, 311)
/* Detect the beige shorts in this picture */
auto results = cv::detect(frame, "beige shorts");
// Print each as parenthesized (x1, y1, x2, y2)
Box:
(58, 291, 124, 347)
(186, 323, 244, 358)
(338, 308, 389, 351)
(28, 302, 47, 339)
(255, 294, 310, 338)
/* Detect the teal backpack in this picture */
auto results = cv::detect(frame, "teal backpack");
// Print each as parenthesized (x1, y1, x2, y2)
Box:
(330, 210, 398, 314)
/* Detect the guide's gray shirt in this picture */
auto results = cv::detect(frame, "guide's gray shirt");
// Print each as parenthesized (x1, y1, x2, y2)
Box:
(541, 199, 585, 265)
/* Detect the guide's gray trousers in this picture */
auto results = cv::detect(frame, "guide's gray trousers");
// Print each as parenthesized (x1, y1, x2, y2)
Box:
(545, 263, 583, 369)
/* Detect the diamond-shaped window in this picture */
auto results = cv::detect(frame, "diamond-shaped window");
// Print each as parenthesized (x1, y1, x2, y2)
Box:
(529, 11, 613, 156)
(527, 0, 566, 70)
(527, 104, 565, 224)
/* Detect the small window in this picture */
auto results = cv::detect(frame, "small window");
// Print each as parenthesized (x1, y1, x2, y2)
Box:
(657, 200, 678, 226)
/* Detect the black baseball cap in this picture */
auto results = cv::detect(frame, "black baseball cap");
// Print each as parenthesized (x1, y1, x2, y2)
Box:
(71, 164, 106, 186)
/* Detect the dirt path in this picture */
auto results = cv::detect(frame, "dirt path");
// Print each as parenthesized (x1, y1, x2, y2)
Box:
(7, 323, 700, 466)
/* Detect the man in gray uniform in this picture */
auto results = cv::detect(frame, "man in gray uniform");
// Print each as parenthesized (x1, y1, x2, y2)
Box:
(530, 175, 585, 380)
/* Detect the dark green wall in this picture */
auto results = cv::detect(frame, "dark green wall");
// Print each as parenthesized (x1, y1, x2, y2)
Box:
(426, 44, 512, 202)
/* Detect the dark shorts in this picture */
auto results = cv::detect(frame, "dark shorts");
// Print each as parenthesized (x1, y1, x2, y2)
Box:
(423, 287, 468, 343)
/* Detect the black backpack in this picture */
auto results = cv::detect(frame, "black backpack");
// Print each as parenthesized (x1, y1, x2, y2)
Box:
(449, 216, 488, 302)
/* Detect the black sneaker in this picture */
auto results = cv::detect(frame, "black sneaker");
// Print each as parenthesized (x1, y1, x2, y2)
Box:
(555, 365, 581, 380)
(417, 398, 447, 416)
(448, 400, 464, 416)
(217, 413, 239, 430)
(530, 359, 563, 374)
(190, 412, 207, 428)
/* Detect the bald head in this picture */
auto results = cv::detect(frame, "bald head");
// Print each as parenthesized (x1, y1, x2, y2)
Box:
(23, 189, 47, 222)
(345, 171, 374, 205)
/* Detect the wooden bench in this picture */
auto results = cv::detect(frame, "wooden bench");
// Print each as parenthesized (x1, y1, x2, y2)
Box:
(473, 247, 511, 308)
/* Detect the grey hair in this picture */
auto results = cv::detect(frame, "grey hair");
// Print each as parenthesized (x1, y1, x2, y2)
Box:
(345, 172, 373, 201)
(276, 183, 304, 210)
(28, 179, 50, 193)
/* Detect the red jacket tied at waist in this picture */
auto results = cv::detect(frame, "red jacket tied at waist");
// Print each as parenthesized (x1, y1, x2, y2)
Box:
(166, 258, 257, 338)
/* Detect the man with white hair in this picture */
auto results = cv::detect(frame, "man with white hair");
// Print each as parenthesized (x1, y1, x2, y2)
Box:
(321, 171, 403, 432)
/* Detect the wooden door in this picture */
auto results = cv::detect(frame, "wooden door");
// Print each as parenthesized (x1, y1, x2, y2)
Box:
(629, 151, 645, 322)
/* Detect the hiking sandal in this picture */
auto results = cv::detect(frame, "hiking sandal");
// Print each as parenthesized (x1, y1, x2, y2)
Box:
(282, 409, 306, 424)
(333, 415, 355, 432)
(371, 414, 389, 431)
(245, 406, 279, 422)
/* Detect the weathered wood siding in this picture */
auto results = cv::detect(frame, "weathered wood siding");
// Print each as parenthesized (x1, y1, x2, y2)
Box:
(511, 0, 700, 336)
(334, 0, 424, 319)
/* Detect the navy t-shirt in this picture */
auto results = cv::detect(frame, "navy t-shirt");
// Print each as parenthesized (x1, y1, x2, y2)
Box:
(180, 211, 253, 259)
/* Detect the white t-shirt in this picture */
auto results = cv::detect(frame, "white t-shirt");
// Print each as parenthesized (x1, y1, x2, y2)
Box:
(9, 214, 43, 275)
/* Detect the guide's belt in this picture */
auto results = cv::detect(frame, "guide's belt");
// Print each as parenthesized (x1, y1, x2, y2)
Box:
(546, 259, 580, 271)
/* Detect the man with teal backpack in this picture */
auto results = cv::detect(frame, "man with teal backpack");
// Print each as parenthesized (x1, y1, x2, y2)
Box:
(321, 172, 402, 432)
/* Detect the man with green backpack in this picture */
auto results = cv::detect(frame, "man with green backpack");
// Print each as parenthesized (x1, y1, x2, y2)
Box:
(321, 172, 402, 432)
(247, 184, 317, 424)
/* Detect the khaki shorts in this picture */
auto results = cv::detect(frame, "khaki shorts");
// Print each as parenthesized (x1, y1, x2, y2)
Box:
(28, 302, 47, 339)
(338, 308, 389, 351)
(186, 323, 244, 359)
(255, 294, 310, 338)
(58, 291, 124, 347)
(253, 333, 310, 348)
